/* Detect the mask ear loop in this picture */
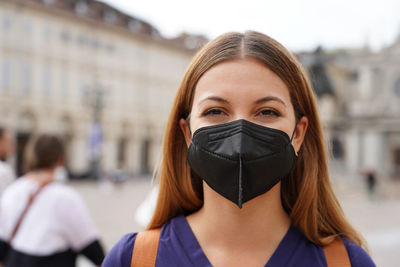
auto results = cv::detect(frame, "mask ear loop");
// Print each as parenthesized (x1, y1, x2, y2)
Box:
(290, 121, 299, 157)
(185, 116, 193, 145)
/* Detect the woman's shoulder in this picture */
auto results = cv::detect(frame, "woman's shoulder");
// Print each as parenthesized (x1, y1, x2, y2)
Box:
(342, 239, 376, 267)
(102, 232, 138, 267)
(1, 178, 31, 201)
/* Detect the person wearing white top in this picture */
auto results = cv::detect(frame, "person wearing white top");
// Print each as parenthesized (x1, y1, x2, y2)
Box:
(0, 127, 15, 195)
(0, 134, 105, 267)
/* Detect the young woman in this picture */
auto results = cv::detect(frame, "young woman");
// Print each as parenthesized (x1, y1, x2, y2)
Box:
(0, 134, 105, 267)
(103, 31, 375, 266)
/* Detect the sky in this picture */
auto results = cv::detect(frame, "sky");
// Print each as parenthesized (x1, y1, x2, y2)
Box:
(102, 0, 400, 52)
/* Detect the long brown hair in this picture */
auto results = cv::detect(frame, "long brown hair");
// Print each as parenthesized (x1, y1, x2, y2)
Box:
(148, 31, 365, 248)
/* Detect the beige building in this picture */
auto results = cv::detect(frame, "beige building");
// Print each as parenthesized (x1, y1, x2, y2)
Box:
(299, 37, 400, 179)
(0, 0, 206, 178)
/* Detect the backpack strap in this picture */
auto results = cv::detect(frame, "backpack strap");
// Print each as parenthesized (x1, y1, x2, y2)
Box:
(323, 238, 351, 267)
(131, 228, 161, 267)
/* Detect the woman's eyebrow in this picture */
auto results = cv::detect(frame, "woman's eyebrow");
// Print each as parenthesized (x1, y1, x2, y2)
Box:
(199, 96, 230, 104)
(254, 96, 286, 107)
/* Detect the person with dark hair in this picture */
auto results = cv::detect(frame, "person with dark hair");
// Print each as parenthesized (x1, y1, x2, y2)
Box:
(0, 134, 105, 267)
(0, 127, 15, 195)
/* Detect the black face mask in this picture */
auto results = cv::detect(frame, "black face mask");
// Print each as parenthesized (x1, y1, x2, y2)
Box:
(187, 119, 297, 208)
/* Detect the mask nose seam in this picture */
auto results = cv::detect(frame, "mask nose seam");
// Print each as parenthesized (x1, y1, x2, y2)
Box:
(238, 154, 243, 208)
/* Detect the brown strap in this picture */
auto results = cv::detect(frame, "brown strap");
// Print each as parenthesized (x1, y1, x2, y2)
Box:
(8, 181, 52, 244)
(131, 228, 161, 267)
(323, 238, 351, 267)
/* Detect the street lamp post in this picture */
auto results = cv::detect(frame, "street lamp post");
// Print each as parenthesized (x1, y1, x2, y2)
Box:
(85, 83, 105, 180)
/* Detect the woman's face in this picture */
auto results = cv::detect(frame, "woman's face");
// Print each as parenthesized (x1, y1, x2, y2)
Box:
(180, 58, 308, 154)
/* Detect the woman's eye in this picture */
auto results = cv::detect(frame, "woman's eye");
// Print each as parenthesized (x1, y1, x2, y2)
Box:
(202, 108, 225, 116)
(259, 109, 281, 117)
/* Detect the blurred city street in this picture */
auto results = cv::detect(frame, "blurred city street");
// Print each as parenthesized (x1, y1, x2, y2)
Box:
(72, 176, 400, 267)
(73, 177, 152, 267)
(1, 1, 400, 266)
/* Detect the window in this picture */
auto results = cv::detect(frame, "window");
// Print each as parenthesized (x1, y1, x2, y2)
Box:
(140, 139, 151, 174)
(61, 69, 68, 95)
(103, 10, 117, 24)
(79, 76, 89, 102)
(117, 137, 127, 168)
(394, 148, 400, 176)
(394, 77, 400, 97)
(128, 19, 142, 32)
(90, 38, 100, 49)
(105, 43, 115, 53)
(75, 1, 88, 16)
(43, 0, 55, 5)
(60, 30, 70, 42)
(21, 62, 32, 92)
(21, 19, 32, 35)
(332, 137, 344, 160)
(42, 65, 52, 95)
(2, 14, 12, 30)
(151, 28, 161, 39)
(77, 34, 88, 46)
(43, 25, 52, 42)
(1, 60, 11, 90)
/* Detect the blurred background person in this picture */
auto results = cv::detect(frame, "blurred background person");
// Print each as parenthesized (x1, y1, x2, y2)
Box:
(0, 134, 105, 267)
(0, 127, 15, 195)
(363, 168, 377, 201)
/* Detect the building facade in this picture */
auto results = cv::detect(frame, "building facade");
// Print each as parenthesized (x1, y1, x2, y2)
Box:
(0, 0, 205, 178)
(2, 0, 399, 180)
(300, 38, 400, 179)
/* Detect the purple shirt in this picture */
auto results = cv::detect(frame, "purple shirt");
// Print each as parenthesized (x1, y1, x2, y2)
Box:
(103, 214, 375, 267)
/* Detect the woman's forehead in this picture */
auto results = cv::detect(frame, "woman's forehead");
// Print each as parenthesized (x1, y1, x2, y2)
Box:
(194, 58, 291, 105)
